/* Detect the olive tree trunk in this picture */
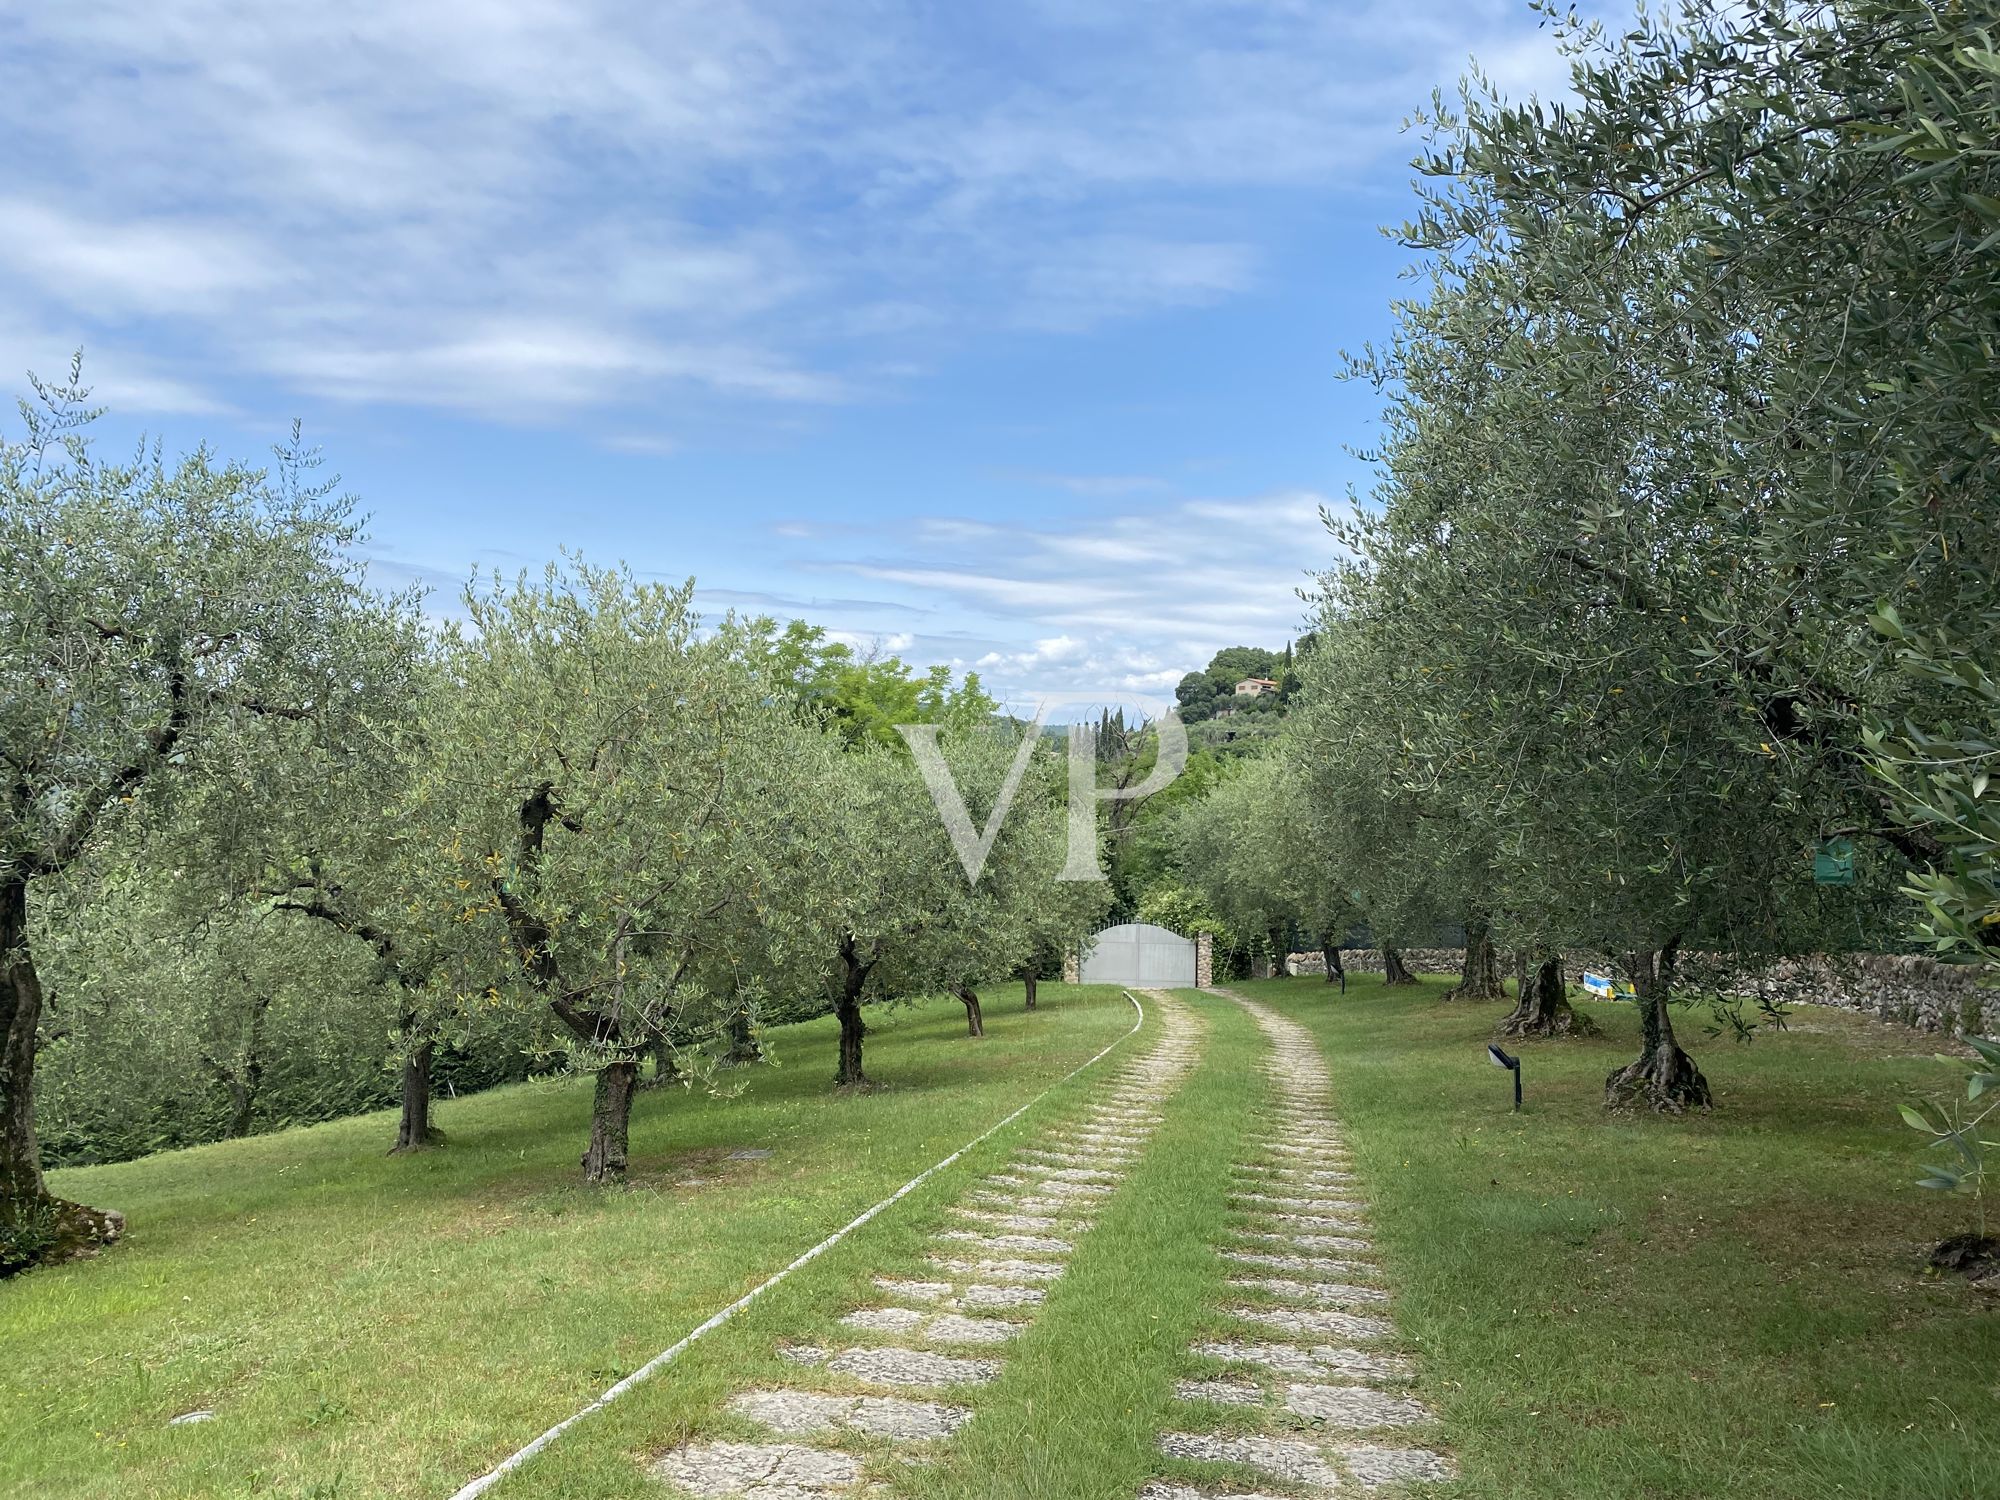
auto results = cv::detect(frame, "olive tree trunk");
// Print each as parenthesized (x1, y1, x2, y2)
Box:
(1381, 946, 1417, 986)
(834, 934, 871, 1086)
(1, 875, 121, 1273)
(952, 984, 985, 1038)
(1022, 970, 1038, 1010)
(725, 1005, 762, 1065)
(1604, 947, 1710, 1112)
(203, 994, 271, 1140)
(391, 1038, 442, 1153)
(1320, 938, 1346, 992)
(582, 1058, 640, 1182)
(1498, 951, 1597, 1038)
(0, 875, 51, 1257)
(1443, 915, 1505, 1002)
(642, 1034, 679, 1089)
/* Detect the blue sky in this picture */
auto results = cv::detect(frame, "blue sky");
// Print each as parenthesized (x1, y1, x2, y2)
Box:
(0, 1, 1588, 714)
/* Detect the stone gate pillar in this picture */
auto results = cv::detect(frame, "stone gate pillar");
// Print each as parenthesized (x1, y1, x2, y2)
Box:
(1196, 931, 1213, 988)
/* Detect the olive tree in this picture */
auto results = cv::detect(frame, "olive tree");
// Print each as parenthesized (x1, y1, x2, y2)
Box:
(1171, 752, 1365, 987)
(1409, 0, 1998, 977)
(32, 864, 405, 1162)
(800, 726, 1092, 1081)
(1170, 757, 1294, 976)
(164, 578, 453, 1152)
(1, 373, 395, 1270)
(1285, 598, 1475, 990)
(420, 565, 820, 1182)
(1327, 88, 1914, 1105)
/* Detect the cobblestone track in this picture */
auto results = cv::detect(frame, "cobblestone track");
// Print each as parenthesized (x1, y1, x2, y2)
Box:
(1145, 988, 1454, 1498)
(650, 993, 1203, 1497)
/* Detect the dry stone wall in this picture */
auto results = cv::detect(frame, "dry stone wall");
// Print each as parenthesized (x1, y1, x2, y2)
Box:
(1288, 949, 1469, 978)
(1284, 948, 2000, 1040)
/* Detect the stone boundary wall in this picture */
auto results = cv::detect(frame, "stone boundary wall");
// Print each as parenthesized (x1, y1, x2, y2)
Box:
(1295, 948, 1471, 978)
(1284, 948, 2000, 1039)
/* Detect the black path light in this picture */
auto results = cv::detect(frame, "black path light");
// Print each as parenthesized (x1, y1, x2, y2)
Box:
(1486, 1043, 1522, 1112)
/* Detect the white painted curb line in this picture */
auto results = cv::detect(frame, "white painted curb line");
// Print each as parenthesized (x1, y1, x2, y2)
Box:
(446, 990, 1148, 1499)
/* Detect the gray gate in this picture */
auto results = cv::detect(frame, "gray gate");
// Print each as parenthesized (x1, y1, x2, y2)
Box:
(1078, 922, 1196, 987)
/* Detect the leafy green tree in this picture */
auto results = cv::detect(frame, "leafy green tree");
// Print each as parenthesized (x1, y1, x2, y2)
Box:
(1, 373, 395, 1270)
(1174, 671, 1218, 724)
(1267, 760, 1365, 989)
(748, 619, 997, 750)
(1169, 757, 1295, 975)
(800, 726, 1096, 1078)
(1445, 0, 2000, 974)
(941, 738, 1102, 1033)
(1305, 6, 1940, 1103)
(1134, 883, 1230, 954)
(34, 867, 408, 1162)
(1285, 605, 1469, 989)
(168, 575, 452, 1152)
(1206, 646, 1279, 697)
(421, 564, 821, 1182)
(1167, 749, 1362, 985)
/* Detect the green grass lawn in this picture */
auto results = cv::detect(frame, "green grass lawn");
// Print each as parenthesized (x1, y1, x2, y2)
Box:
(1, 983, 1138, 1500)
(1227, 972, 2000, 1499)
(17, 972, 1997, 1500)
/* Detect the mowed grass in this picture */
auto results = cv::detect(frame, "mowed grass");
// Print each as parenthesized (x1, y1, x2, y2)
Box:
(0, 983, 1137, 1500)
(1229, 972, 2000, 1499)
(485, 988, 1266, 1500)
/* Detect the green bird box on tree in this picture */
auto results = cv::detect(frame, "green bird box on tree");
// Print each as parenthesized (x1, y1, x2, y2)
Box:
(1814, 837, 1855, 887)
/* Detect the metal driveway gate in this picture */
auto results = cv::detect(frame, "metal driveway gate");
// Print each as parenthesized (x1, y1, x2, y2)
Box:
(1078, 922, 1196, 987)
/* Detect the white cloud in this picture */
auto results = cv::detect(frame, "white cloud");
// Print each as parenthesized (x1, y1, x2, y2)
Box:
(0, 197, 282, 318)
(787, 488, 1354, 705)
(0, 0, 1594, 423)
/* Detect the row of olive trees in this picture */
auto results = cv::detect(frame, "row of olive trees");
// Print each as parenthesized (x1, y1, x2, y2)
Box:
(31, 877, 547, 1166)
(2, 372, 1101, 1272)
(1173, 1, 1997, 1113)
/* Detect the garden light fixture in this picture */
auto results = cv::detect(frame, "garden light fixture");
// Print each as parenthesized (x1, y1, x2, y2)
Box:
(1487, 1043, 1522, 1112)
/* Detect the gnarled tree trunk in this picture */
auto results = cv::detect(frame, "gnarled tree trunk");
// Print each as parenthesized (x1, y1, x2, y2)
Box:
(1499, 951, 1596, 1038)
(1320, 937, 1346, 992)
(391, 1037, 442, 1152)
(1, 874, 52, 1262)
(1604, 946, 1710, 1112)
(834, 934, 871, 1086)
(952, 984, 985, 1038)
(1381, 946, 1416, 986)
(202, 994, 271, 1140)
(582, 1058, 640, 1182)
(1022, 970, 1038, 1010)
(1, 875, 121, 1274)
(725, 1005, 761, 1066)
(1443, 915, 1505, 1002)
(642, 1034, 679, 1089)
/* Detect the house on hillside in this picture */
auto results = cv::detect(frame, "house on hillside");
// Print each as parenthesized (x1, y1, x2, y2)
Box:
(1234, 676, 1280, 697)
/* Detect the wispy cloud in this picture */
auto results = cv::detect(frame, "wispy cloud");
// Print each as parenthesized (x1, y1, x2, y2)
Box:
(0, 0, 1590, 420)
(782, 489, 1353, 708)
